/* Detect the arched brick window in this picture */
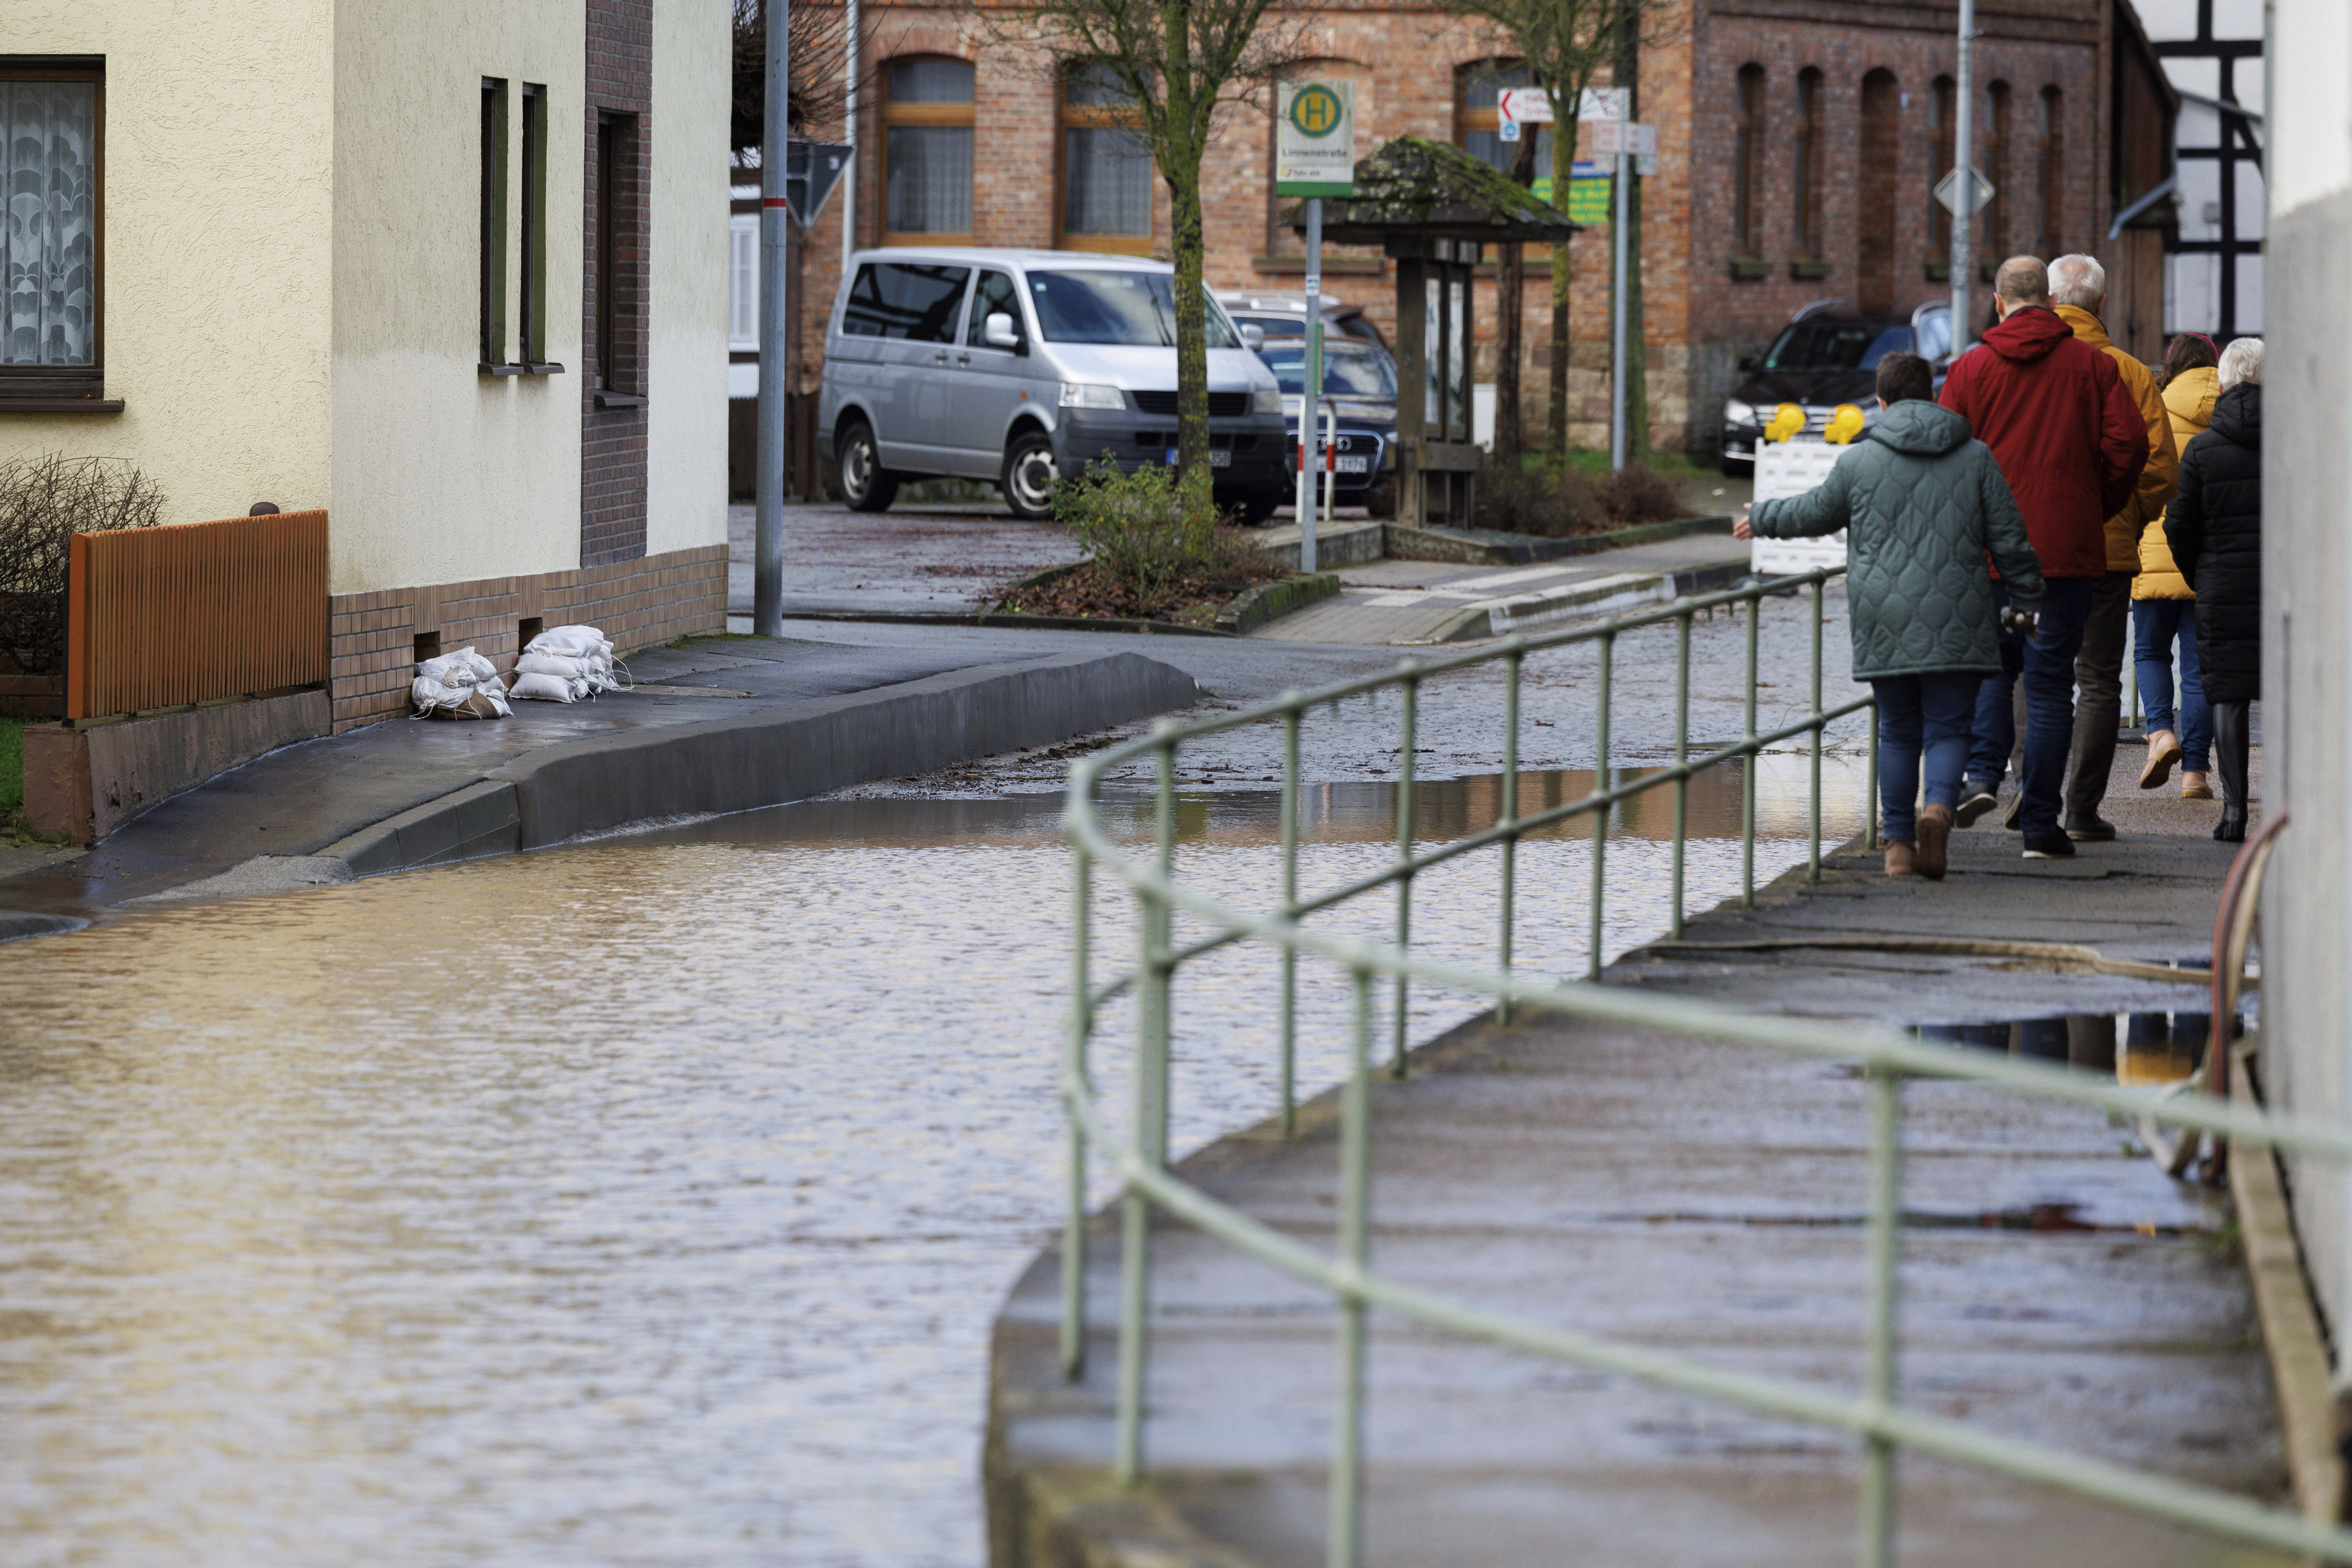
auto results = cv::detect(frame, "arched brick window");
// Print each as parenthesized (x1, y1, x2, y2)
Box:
(1794, 68, 1823, 261)
(1856, 69, 1900, 313)
(1930, 75, 1956, 260)
(880, 57, 974, 242)
(2036, 85, 2065, 258)
(1985, 81, 2012, 262)
(1058, 63, 1154, 253)
(1733, 64, 1765, 259)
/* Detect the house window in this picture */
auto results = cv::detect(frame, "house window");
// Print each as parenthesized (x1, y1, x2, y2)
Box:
(1794, 69, 1822, 259)
(881, 57, 974, 242)
(519, 83, 548, 366)
(1985, 81, 2011, 260)
(480, 78, 508, 368)
(1930, 75, 1955, 258)
(1, 62, 103, 399)
(1733, 65, 1764, 258)
(594, 112, 643, 394)
(1457, 60, 1552, 186)
(729, 214, 759, 350)
(1059, 64, 1152, 252)
(2036, 86, 2064, 258)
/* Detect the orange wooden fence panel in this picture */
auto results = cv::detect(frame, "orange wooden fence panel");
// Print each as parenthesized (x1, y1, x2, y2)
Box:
(66, 510, 330, 721)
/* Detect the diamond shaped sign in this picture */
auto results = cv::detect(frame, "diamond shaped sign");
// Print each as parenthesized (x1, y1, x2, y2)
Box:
(1934, 166, 1994, 218)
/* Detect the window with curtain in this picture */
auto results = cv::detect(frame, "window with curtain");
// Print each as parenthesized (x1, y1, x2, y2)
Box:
(2036, 86, 2064, 258)
(1794, 69, 1822, 259)
(1059, 64, 1152, 251)
(883, 58, 975, 240)
(1733, 65, 1764, 258)
(1, 65, 100, 395)
(1985, 81, 2011, 261)
(1930, 76, 1955, 259)
(729, 214, 759, 349)
(1456, 60, 1552, 187)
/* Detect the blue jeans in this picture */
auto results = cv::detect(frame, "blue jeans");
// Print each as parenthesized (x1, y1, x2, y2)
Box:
(1873, 673, 1980, 843)
(2133, 600, 2211, 772)
(1968, 578, 2096, 837)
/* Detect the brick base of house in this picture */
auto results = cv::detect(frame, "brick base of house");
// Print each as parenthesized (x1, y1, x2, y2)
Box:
(328, 543, 727, 733)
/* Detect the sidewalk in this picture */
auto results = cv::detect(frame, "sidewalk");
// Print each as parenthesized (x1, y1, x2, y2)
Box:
(988, 752, 2288, 1567)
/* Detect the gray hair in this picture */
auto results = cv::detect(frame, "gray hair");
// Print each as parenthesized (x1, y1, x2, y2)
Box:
(2048, 254, 2107, 310)
(2218, 336, 2264, 388)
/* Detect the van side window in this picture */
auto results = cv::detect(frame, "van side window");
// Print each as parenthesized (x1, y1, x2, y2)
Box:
(965, 270, 1022, 346)
(841, 262, 973, 342)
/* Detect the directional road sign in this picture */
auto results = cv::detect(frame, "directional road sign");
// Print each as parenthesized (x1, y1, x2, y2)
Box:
(787, 140, 852, 228)
(1933, 165, 1995, 218)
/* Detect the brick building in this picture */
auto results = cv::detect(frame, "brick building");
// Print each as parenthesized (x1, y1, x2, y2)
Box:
(760, 0, 2165, 458)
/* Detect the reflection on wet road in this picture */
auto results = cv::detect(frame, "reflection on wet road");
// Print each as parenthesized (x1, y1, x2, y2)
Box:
(0, 757, 1863, 1567)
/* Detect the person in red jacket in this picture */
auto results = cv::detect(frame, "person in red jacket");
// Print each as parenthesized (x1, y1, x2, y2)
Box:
(1938, 256, 2149, 858)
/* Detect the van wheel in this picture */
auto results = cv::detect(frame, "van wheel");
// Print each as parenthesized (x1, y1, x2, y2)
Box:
(1001, 430, 1060, 520)
(838, 421, 898, 512)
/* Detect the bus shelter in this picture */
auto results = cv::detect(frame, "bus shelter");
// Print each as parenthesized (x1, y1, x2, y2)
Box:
(1289, 137, 1577, 525)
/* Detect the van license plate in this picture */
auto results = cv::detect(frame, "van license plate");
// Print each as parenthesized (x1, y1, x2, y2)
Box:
(1168, 448, 1231, 468)
(1333, 456, 1371, 474)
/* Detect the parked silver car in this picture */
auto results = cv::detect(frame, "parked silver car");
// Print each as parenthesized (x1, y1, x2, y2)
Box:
(820, 248, 1290, 521)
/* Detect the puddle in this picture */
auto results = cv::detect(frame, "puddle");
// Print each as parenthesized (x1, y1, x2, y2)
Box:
(1912, 1005, 2240, 1085)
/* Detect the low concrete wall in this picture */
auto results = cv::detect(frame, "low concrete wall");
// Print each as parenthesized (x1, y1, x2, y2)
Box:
(1248, 519, 1385, 572)
(316, 651, 1200, 876)
(24, 689, 331, 844)
(1387, 514, 1734, 567)
(1216, 573, 1339, 634)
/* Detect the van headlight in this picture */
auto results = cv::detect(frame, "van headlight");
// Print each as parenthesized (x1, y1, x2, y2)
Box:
(1058, 383, 1124, 409)
(1725, 398, 1756, 426)
(1251, 386, 1283, 415)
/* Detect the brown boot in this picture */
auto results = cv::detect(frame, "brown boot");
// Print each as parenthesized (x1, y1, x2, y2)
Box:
(1915, 805, 1953, 880)
(1885, 840, 1917, 877)
(2139, 731, 2182, 789)
(2181, 771, 2213, 800)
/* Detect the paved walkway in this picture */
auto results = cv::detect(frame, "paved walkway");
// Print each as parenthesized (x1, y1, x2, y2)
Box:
(989, 751, 2289, 1567)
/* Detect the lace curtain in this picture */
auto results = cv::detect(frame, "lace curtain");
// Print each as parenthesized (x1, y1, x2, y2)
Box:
(886, 126, 972, 236)
(1063, 128, 1151, 236)
(3, 79, 97, 367)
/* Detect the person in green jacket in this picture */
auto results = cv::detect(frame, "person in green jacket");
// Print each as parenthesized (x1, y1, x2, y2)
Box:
(1735, 352, 2048, 879)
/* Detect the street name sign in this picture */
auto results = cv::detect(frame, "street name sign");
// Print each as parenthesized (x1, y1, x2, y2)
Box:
(1496, 85, 1627, 128)
(1276, 81, 1355, 197)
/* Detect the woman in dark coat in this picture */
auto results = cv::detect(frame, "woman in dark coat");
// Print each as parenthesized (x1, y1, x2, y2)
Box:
(2162, 337, 2262, 841)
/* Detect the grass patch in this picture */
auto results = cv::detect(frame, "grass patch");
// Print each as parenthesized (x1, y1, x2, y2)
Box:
(0, 718, 21, 820)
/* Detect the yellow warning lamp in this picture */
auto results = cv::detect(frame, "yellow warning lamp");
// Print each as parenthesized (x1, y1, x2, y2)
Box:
(1823, 403, 1867, 445)
(1763, 403, 1805, 443)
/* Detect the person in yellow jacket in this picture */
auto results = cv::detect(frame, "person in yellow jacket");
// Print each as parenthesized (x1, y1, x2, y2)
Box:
(2049, 254, 2179, 840)
(2135, 334, 2219, 799)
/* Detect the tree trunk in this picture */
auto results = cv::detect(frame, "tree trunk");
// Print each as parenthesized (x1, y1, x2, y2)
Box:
(1545, 114, 1581, 454)
(1493, 130, 1539, 469)
(1166, 167, 1212, 501)
(1614, 14, 1647, 463)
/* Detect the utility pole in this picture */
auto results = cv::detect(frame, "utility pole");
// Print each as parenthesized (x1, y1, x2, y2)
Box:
(1951, 0, 1975, 354)
(1609, 140, 1629, 470)
(754, 0, 790, 638)
(1296, 197, 1321, 572)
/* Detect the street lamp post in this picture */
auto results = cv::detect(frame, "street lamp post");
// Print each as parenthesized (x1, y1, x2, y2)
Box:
(754, 0, 791, 639)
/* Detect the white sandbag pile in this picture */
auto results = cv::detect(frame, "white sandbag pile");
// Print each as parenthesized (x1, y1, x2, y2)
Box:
(411, 647, 513, 720)
(508, 624, 630, 704)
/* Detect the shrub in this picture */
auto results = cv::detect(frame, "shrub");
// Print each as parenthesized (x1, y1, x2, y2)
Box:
(1591, 461, 1685, 527)
(0, 454, 165, 677)
(1051, 456, 1214, 606)
(1473, 461, 1599, 537)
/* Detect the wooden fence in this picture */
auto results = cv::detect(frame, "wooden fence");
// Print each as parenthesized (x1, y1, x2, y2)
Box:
(67, 510, 330, 721)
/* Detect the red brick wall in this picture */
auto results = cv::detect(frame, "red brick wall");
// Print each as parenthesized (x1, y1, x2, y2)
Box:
(583, 0, 653, 564)
(793, 0, 2113, 457)
(328, 545, 727, 733)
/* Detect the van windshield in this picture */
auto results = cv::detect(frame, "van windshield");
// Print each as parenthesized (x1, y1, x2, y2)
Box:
(1028, 271, 1240, 348)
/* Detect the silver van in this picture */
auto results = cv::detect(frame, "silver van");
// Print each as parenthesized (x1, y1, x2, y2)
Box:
(818, 248, 1291, 521)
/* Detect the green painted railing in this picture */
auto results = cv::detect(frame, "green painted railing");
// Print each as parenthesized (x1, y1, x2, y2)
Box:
(1058, 567, 2352, 1567)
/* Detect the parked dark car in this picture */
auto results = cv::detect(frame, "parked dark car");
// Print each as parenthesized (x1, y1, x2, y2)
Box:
(1254, 338, 1400, 513)
(1719, 300, 1953, 472)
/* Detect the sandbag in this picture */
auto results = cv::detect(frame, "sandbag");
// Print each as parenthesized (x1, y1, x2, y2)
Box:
(425, 688, 510, 720)
(516, 651, 592, 680)
(527, 625, 613, 660)
(509, 670, 577, 704)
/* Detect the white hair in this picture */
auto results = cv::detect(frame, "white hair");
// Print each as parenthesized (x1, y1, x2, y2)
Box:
(2048, 254, 2107, 310)
(2218, 336, 2264, 388)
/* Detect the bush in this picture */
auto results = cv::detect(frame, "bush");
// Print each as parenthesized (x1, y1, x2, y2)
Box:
(1051, 456, 1214, 607)
(1473, 457, 1687, 537)
(1591, 462, 1685, 527)
(0, 454, 165, 677)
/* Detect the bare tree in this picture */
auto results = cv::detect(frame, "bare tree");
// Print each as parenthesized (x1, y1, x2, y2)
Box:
(1442, 0, 1649, 451)
(963, 0, 1313, 505)
(733, 0, 863, 151)
(0, 455, 163, 679)
(1492, 129, 1540, 467)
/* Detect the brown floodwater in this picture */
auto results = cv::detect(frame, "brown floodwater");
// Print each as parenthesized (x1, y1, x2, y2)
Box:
(0, 757, 1864, 1568)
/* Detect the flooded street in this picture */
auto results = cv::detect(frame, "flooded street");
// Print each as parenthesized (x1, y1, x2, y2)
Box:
(1, 754, 1864, 1568)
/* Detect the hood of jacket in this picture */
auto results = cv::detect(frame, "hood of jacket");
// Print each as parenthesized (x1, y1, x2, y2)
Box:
(1867, 397, 1972, 457)
(1980, 305, 2076, 364)
(2054, 303, 2118, 355)
(2164, 364, 2219, 429)
(2210, 381, 2261, 447)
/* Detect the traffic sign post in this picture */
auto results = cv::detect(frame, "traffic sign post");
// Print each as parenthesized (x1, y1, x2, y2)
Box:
(786, 139, 853, 229)
(1277, 81, 1355, 572)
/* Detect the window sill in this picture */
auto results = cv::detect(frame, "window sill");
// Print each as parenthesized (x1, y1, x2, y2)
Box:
(528, 362, 566, 375)
(1924, 262, 1953, 282)
(1250, 254, 1386, 276)
(1728, 257, 1771, 280)
(1789, 258, 1832, 280)
(480, 362, 528, 376)
(593, 389, 648, 408)
(0, 396, 125, 413)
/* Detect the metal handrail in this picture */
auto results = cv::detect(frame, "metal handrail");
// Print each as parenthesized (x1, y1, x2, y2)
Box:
(1056, 567, 2350, 1567)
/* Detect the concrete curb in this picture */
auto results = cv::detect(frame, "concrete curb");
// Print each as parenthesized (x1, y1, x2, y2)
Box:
(1387, 513, 1734, 566)
(781, 610, 1237, 638)
(1418, 557, 1752, 643)
(1247, 519, 1387, 572)
(311, 651, 1199, 878)
(1215, 572, 1340, 634)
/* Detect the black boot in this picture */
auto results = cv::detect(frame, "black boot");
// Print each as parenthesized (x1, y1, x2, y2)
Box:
(2212, 701, 2250, 843)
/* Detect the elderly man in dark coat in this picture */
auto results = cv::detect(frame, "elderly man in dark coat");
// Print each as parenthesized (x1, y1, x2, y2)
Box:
(2162, 337, 2263, 842)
